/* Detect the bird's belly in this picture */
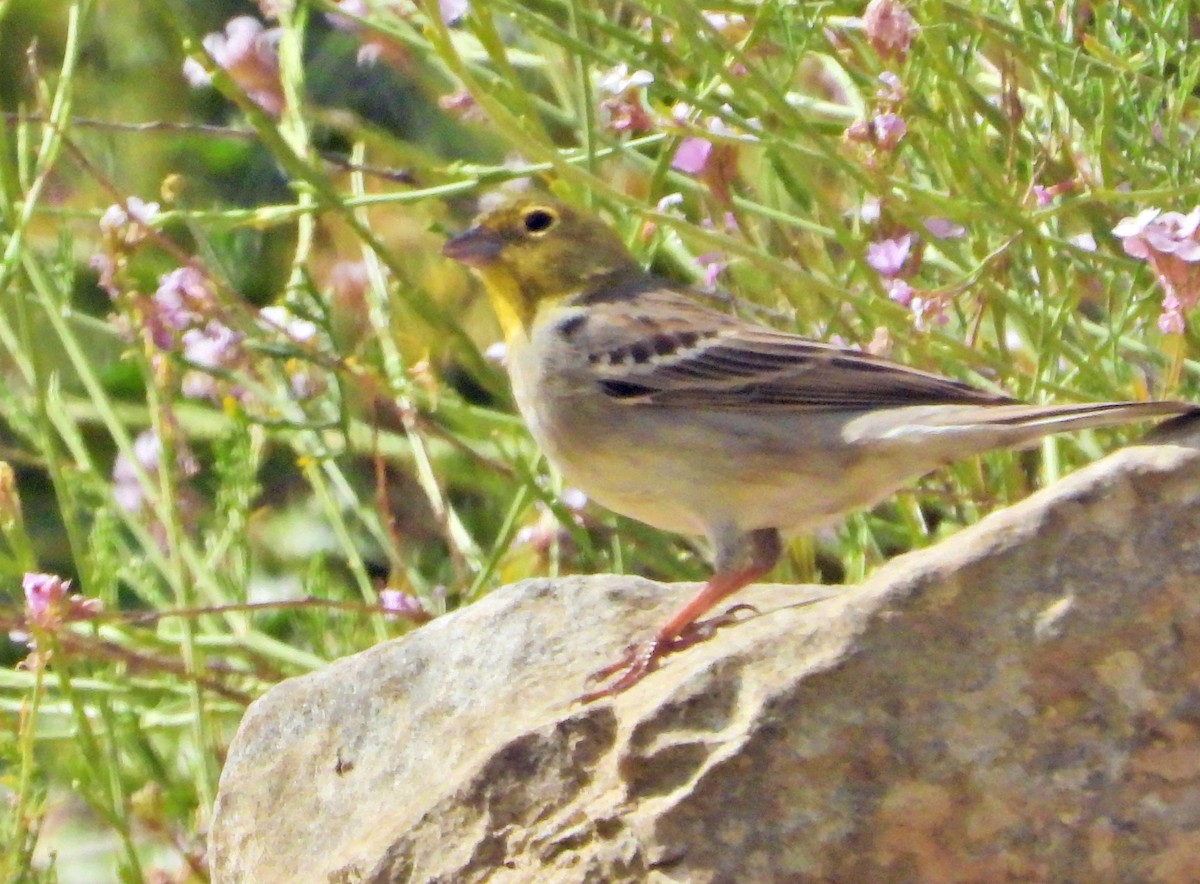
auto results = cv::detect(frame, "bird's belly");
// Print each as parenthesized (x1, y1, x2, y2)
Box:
(519, 391, 906, 537)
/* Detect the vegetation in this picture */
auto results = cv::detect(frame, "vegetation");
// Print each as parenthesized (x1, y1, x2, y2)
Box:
(1, 0, 1197, 879)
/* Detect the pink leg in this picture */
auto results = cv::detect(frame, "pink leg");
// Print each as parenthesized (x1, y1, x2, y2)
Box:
(579, 528, 781, 702)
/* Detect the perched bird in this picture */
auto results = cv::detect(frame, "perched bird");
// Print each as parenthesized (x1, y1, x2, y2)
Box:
(443, 196, 1196, 701)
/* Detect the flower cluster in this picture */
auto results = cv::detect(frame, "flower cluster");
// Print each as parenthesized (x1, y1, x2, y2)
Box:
(863, 214, 965, 330)
(1113, 207, 1200, 335)
(862, 0, 918, 62)
(595, 64, 657, 134)
(259, 305, 328, 398)
(133, 267, 250, 402)
(379, 589, 430, 623)
(112, 429, 200, 517)
(513, 488, 589, 558)
(22, 572, 102, 633)
(92, 197, 161, 297)
(327, 0, 468, 68)
(183, 16, 285, 116)
(845, 72, 908, 161)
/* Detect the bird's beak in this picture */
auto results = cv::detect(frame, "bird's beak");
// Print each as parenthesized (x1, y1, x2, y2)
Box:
(442, 226, 504, 267)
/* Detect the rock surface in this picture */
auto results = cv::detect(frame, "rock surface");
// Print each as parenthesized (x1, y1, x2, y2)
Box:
(210, 437, 1200, 883)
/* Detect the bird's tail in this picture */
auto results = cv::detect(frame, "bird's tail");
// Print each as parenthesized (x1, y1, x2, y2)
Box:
(967, 400, 1197, 434)
(863, 399, 1199, 457)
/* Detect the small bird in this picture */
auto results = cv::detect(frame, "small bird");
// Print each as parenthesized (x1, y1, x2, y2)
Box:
(443, 196, 1196, 701)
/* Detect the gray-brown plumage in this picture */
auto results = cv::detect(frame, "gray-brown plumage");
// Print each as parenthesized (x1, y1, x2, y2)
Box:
(444, 196, 1198, 700)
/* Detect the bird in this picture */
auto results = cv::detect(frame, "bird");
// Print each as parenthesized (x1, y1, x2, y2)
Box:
(442, 195, 1197, 701)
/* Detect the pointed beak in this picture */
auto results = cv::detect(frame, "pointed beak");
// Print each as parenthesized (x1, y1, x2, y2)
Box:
(442, 226, 504, 267)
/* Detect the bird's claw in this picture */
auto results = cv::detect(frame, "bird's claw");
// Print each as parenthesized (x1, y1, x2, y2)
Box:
(578, 606, 759, 703)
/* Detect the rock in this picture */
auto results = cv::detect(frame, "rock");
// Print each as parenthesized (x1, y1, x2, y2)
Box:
(210, 437, 1200, 883)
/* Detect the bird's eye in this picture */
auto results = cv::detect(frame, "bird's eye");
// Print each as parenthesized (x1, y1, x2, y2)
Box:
(523, 208, 557, 234)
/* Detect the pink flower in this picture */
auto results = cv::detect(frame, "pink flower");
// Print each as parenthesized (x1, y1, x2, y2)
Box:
(845, 113, 907, 153)
(923, 217, 965, 239)
(1159, 306, 1186, 335)
(184, 17, 285, 115)
(24, 573, 70, 627)
(886, 278, 915, 306)
(672, 137, 714, 175)
(910, 294, 948, 330)
(23, 572, 102, 632)
(379, 589, 426, 621)
(863, 0, 917, 61)
(112, 430, 200, 515)
(595, 64, 659, 133)
(872, 112, 907, 150)
(153, 267, 217, 335)
(99, 197, 160, 244)
(259, 305, 318, 343)
(876, 71, 905, 102)
(1032, 178, 1079, 207)
(866, 234, 912, 278)
(181, 321, 245, 400)
(1114, 205, 1200, 333)
(182, 321, 243, 370)
(695, 252, 729, 289)
(439, 89, 483, 121)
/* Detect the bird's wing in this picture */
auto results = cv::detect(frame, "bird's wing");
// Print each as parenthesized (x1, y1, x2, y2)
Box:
(566, 284, 1016, 411)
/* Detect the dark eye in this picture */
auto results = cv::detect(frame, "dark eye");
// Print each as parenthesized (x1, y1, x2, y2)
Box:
(523, 208, 557, 234)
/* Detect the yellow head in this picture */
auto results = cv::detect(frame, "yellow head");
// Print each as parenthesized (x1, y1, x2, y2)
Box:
(442, 197, 639, 341)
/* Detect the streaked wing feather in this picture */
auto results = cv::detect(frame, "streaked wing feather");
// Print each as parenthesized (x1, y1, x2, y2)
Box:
(575, 286, 1015, 411)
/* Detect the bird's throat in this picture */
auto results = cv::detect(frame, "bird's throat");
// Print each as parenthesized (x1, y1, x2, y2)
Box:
(477, 268, 534, 343)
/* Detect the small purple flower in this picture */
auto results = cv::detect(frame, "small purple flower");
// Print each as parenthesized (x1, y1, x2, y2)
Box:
(379, 589, 426, 621)
(872, 112, 907, 151)
(112, 430, 200, 514)
(866, 234, 912, 278)
(182, 321, 244, 370)
(923, 217, 965, 239)
(695, 252, 729, 289)
(595, 64, 659, 134)
(876, 71, 905, 102)
(910, 294, 948, 330)
(672, 137, 714, 175)
(1159, 305, 1186, 335)
(152, 267, 217, 335)
(259, 305, 318, 343)
(23, 572, 101, 632)
(438, 89, 482, 120)
(886, 278, 915, 306)
(24, 573, 70, 627)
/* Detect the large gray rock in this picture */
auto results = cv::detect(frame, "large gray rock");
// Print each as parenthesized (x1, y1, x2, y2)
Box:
(210, 438, 1200, 883)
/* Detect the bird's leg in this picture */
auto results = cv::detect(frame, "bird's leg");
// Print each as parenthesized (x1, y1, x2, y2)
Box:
(579, 528, 781, 702)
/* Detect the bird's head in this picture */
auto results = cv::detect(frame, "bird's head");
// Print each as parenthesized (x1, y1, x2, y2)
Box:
(443, 197, 639, 340)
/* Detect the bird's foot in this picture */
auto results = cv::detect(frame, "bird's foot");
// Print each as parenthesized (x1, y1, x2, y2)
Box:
(577, 604, 759, 703)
